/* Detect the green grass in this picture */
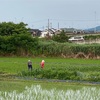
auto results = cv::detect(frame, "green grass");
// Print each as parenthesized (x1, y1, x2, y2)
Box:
(0, 57, 100, 73)
(0, 57, 100, 94)
(0, 57, 100, 82)
(0, 57, 100, 81)
(0, 79, 100, 92)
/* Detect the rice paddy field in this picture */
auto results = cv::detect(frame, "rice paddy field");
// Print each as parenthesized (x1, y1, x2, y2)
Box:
(0, 57, 100, 74)
(0, 57, 100, 100)
(0, 79, 100, 100)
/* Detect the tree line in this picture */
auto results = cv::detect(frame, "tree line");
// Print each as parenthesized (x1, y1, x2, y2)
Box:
(0, 22, 100, 58)
(0, 22, 69, 56)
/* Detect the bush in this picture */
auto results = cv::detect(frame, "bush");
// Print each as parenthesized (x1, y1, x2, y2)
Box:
(0, 34, 39, 56)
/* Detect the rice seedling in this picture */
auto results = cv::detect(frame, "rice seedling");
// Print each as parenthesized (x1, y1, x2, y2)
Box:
(0, 57, 100, 81)
(0, 85, 100, 100)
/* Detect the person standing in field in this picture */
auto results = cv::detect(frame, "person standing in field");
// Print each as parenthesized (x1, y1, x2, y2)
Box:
(28, 60, 32, 71)
(40, 60, 45, 69)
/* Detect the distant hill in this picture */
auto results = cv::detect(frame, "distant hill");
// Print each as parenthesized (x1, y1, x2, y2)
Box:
(84, 26, 100, 33)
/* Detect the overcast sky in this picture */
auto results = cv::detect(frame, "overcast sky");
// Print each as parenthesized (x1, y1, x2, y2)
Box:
(0, 0, 100, 29)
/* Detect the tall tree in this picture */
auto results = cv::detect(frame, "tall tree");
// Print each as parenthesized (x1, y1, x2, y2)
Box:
(0, 22, 30, 36)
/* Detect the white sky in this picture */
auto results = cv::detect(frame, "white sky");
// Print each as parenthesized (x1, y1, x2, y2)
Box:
(0, 0, 100, 29)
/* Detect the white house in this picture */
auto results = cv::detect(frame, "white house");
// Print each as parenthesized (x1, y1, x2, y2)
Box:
(39, 28, 57, 38)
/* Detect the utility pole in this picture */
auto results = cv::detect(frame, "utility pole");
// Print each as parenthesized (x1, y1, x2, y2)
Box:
(58, 22, 59, 30)
(48, 19, 50, 36)
(94, 11, 97, 33)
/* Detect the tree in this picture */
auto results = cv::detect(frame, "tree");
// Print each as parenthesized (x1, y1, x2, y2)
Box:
(0, 22, 30, 36)
(52, 30, 68, 43)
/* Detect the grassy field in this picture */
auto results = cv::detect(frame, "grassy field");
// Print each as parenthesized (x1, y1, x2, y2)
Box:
(0, 57, 100, 80)
(0, 57, 100, 99)
(0, 57, 100, 74)
(0, 57, 100, 81)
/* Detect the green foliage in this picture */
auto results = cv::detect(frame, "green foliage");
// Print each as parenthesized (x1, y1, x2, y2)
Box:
(52, 30, 68, 43)
(0, 34, 39, 56)
(37, 40, 100, 58)
(37, 40, 72, 56)
(1, 36, 100, 57)
(84, 35, 100, 40)
(0, 22, 29, 36)
(0, 57, 100, 82)
(0, 21, 100, 58)
(70, 44, 100, 56)
(20, 67, 100, 82)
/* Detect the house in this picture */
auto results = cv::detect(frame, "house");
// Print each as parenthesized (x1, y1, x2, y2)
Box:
(29, 29, 42, 37)
(29, 28, 59, 38)
(39, 28, 57, 38)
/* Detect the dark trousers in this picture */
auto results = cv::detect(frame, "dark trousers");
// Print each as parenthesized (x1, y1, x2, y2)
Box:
(28, 65, 32, 70)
